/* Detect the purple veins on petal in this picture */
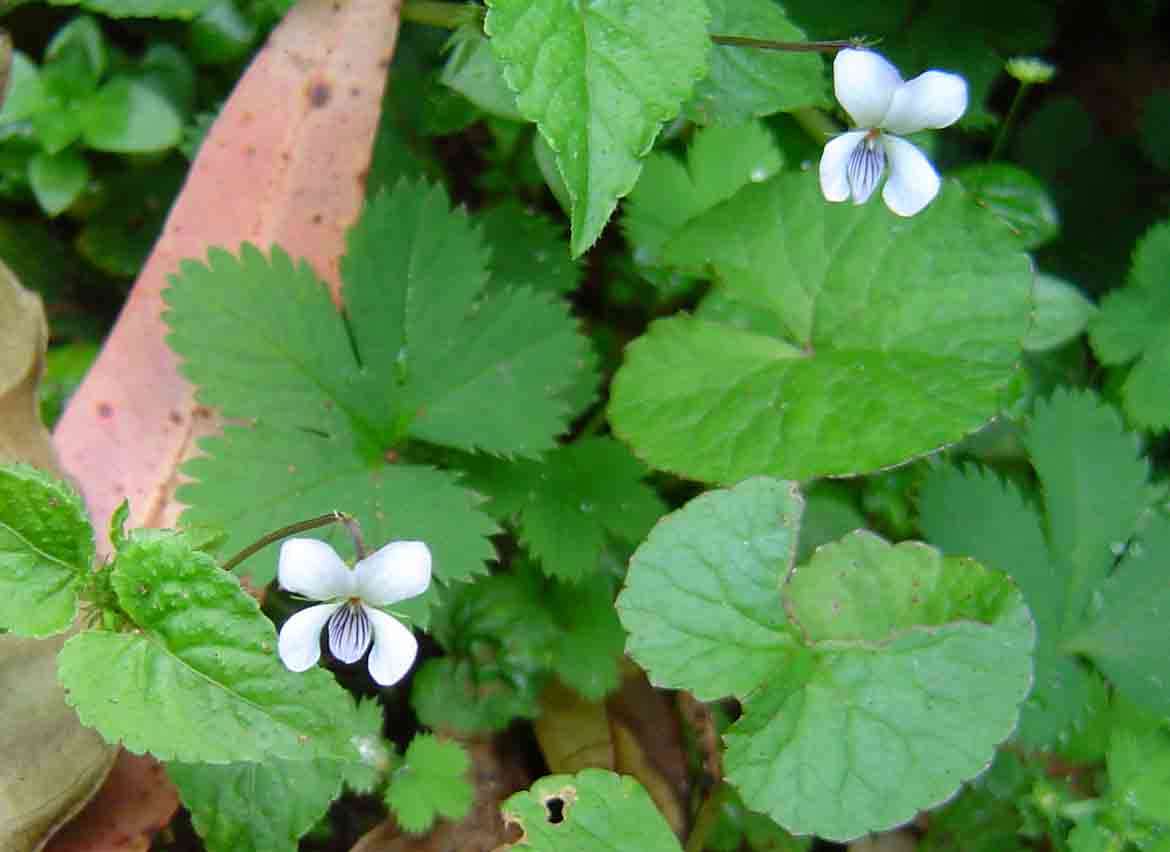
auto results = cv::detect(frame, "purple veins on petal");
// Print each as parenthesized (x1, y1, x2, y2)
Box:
(327, 601, 374, 663)
(846, 134, 886, 204)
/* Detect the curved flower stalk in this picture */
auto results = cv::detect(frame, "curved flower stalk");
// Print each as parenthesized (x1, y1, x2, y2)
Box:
(277, 538, 431, 686)
(819, 48, 968, 217)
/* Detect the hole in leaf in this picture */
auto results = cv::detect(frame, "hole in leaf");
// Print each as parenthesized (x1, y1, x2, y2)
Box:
(544, 797, 565, 824)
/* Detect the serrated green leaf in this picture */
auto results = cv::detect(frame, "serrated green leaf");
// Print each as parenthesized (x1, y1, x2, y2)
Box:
(485, 0, 710, 255)
(462, 437, 664, 582)
(57, 530, 358, 763)
(165, 243, 366, 430)
(169, 182, 594, 607)
(917, 462, 1090, 745)
(955, 163, 1060, 250)
(0, 463, 93, 637)
(1089, 219, 1170, 430)
(385, 734, 473, 833)
(500, 770, 682, 851)
(178, 424, 497, 626)
(28, 148, 88, 217)
(921, 390, 1158, 740)
(478, 200, 581, 295)
(686, 0, 827, 125)
(168, 756, 344, 852)
(80, 77, 182, 153)
(341, 182, 589, 456)
(619, 478, 1033, 841)
(47, 0, 216, 18)
(440, 26, 523, 121)
(610, 174, 1032, 482)
(1024, 274, 1095, 352)
(1067, 513, 1170, 716)
(623, 121, 783, 271)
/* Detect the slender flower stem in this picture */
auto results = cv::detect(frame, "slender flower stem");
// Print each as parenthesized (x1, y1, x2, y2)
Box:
(400, 0, 484, 29)
(710, 34, 857, 53)
(220, 511, 358, 572)
(792, 106, 841, 144)
(990, 82, 1032, 161)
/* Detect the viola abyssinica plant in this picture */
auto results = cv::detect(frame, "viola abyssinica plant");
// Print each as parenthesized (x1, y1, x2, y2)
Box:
(9, 0, 1168, 849)
(820, 48, 968, 216)
(277, 537, 431, 686)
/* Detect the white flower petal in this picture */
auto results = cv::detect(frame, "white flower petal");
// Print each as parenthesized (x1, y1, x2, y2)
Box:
(834, 49, 902, 128)
(278, 538, 354, 601)
(820, 131, 867, 203)
(353, 540, 432, 606)
(881, 70, 968, 135)
(845, 135, 886, 204)
(277, 602, 341, 672)
(881, 135, 941, 217)
(327, 602, 374, 664)
(365, 607, 419, 687)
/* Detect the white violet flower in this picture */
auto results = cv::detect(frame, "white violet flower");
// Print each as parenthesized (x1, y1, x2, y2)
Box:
(276, 538, 431, 686)
(819, 48, 968, 217)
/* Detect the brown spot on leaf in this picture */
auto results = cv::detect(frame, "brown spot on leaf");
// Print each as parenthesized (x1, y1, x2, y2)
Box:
(307, 79, 332, 108)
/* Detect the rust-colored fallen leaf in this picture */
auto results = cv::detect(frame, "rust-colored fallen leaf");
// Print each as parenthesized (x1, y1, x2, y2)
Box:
(0, 258, 56, 472)
(47, 1, 401, 849)
(41, 754, 173, 852)
(351, 738, 531, 852)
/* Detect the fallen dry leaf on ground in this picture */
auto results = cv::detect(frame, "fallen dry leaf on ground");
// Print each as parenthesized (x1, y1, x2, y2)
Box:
(0, 265, 117, 852)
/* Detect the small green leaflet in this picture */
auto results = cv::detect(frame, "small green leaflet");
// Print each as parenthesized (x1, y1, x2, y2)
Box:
(919, 389, 1165, 745)
(0, 464, 93, 637)
(412, 656, 541, 734)
(461, 437, 665, 582)
(485, 0, 710, 255)
(686, 0, 828, 125)
(440, 26, 523, 122)
(500, 770, 682, 852)
(610, 173, 1032, 482)
(1107, 699, 1170, 830)
(57, 530, 358, 763)
(1024, 274, 1095, 352)
(167, 181, 593, 613)
(167, 757, 344, 852)
(618, 478, 1033, 841)
(623, 120, 784, 271)
(1089, 219, 1170, 430)
(954, 163, 1060, 251)
(385, 734, 473, 833)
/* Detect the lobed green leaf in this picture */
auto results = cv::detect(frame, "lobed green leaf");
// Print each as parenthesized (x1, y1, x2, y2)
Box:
(620, 478, 1033, 840)
(463, 437, 665, 582)
(385, 734, 473, 833)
